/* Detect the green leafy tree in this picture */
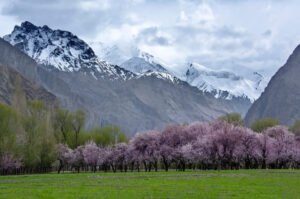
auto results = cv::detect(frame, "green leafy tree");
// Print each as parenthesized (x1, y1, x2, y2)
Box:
(0, 104, 18, 157)
(87, 126, 128, 146)
(53, 109, 72, 144)
(218, 112, 243, 126)
(23, 101, 56, 169)
(290, 120, 300, 136)
(53, 109, 86, 148)
(70, 110, 85, 148)
(251, 118, 279, 133)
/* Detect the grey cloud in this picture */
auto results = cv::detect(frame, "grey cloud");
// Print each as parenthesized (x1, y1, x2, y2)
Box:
(215, 26, 244, 38)
(136, 27, 171, 46)
(263, 30, 272, 37)
(0, 0, 298, 79)
(157, 24, 250, 53)
(1, 0, 141, 37)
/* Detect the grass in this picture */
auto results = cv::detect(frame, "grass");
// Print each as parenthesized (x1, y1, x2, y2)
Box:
(0, 170, 300, 199)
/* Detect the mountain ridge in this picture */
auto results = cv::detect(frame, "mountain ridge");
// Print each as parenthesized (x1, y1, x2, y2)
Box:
(3, 21, 135, 80)
(2, 21, 252, 135)
(245, 44, 300, 126)
(91, 41, 266, 101)
(183, 63, 266, 102)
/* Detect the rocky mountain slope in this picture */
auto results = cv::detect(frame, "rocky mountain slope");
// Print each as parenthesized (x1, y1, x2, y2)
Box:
(0, 63, 56, 106)
(0, 38, 56, 106)
(245, 45, 300, 126)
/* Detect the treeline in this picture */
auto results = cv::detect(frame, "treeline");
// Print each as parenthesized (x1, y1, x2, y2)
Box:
(56, 120, 300, 173)
(0, 85, 127, 175)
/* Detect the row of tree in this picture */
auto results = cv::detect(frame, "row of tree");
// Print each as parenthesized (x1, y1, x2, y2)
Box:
(56, 120, 300, 173)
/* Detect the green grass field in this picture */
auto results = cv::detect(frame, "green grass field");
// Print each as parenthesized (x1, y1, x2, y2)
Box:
(0, 170, 299, 199)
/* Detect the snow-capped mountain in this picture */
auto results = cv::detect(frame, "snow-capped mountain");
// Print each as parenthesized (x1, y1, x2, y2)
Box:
(183, 63, 266, 102)
(121, 52, 169, 75)
(136, 71, 182, 84)
(91, 40, 266, 101)
(3, 21, 134, 80)
(90, 42, 139, 66)
(90, 42, 169, 75)
(6, 21, 263, 102)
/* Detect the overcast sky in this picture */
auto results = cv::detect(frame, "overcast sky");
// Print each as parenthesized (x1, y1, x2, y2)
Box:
(1, 0, 300, 77)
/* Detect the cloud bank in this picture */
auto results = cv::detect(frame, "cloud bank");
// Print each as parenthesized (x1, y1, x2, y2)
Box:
(1, 0, 300, 77)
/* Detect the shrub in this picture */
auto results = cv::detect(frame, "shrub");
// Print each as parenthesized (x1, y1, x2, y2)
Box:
(218, 112, 243, 126)
(251, 118, 279, 133)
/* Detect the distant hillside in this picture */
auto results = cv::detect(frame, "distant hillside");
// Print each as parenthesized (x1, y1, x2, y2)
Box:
(0, 38, 56, 106)
(245, 45, 300, 126)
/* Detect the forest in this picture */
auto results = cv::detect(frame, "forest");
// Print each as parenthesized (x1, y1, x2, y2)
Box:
(56, 119, 300, 174)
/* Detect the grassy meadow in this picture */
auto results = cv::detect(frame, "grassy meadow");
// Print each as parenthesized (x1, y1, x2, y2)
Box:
(0, 170, 300, 199)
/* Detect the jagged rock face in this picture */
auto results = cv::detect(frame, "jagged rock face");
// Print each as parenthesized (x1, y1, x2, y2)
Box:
(3, 21, 134, 80)
(245, 45, 300, 126)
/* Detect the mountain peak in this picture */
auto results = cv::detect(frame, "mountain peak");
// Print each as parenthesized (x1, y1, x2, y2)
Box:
(4, 21, 134, 80)
(20, 21, 37, 30)
(184, 62, 264, 101)
(121, 57, 150, 74)
(121, 55, 169, 75)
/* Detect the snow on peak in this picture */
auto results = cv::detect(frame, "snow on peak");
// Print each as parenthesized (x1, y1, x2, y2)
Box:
(184, 63, 265, 101)
(121, 53, 169, 75)
(89, 42, 140, 66)
(138, 51, 156, 65)
(4, 21, 133, 80)
(137, 71, 180, 84)
(90, 42, 170, 74)
(11, 21, 264, 101)
(90, 41, 265, 101)
(252, 71, 267, 91)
